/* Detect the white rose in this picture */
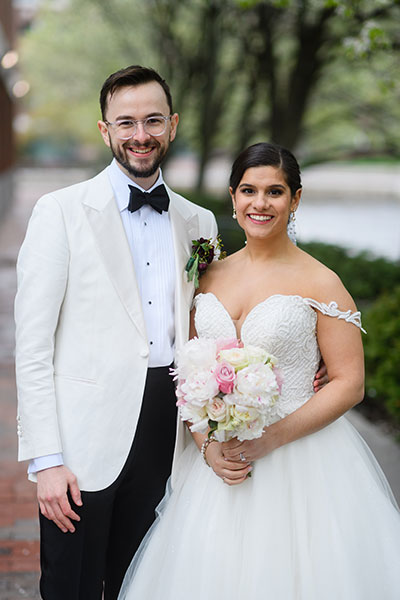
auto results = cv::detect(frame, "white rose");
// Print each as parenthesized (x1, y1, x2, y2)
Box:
(245, 346, 278, 367)
(245, 344, 269, 365)
(218, 347, 249, 370)
(207, 397, 230, 423)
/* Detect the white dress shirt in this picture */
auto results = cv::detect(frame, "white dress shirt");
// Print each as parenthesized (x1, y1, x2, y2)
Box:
(108, 159, 176, 367)
(29, 160, 176, 474)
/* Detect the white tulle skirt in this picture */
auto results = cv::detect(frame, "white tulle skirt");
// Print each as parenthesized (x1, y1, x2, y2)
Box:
(118, 417, 400, 600)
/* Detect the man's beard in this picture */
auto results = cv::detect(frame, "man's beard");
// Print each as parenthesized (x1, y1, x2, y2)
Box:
(110, 137, 168, 179)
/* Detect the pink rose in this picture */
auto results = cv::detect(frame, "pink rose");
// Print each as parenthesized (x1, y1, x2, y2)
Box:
(215, 361, 236, 394)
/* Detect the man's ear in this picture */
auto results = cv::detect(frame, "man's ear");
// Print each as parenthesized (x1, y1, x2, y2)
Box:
(97, 121, 111, 148)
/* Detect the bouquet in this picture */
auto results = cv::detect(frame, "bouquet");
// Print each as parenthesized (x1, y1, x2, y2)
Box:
(171, 337, 282, 442)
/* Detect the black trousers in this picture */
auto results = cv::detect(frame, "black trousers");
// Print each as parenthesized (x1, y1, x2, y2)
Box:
(39, 366, 177, 600)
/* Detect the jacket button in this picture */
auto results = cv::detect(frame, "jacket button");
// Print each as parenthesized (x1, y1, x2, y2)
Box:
(140, 349, 149, 358)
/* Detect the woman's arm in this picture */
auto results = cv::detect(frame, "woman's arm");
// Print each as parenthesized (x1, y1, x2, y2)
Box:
(222, 285, 364, 462)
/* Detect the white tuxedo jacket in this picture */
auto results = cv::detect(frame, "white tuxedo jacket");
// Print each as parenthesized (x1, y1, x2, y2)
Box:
(15, 168, 217, 491)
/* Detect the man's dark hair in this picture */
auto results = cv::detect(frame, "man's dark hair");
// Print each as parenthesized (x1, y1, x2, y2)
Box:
(99, 65, 173, 120)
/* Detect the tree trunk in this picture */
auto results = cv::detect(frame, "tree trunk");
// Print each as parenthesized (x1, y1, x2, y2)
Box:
(194, 1, 222, 192)
(270, 6, 336, 150)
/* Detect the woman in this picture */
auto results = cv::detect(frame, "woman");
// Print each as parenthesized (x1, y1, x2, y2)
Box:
(119, 143, 400, 599)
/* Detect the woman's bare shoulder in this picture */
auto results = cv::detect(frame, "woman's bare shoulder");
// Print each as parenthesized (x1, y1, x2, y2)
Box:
(197, 250, 243, 293)
(296, 248, 356, 310)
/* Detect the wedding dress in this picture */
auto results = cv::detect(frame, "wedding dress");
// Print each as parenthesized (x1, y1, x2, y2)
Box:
(119, 293, 400, 599)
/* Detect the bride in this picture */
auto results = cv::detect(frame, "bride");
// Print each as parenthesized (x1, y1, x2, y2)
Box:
(119, 142, 400, 599)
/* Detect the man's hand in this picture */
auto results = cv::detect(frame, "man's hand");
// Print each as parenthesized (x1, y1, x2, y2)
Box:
(37, 465, 82, 533)
(314, 359, 329, 392)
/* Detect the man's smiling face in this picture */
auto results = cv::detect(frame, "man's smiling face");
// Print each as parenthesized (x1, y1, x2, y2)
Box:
(98, 81, 178, 188)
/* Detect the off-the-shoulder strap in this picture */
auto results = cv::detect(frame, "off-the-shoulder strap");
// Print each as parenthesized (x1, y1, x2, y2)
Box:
(303, 298, 366, 333)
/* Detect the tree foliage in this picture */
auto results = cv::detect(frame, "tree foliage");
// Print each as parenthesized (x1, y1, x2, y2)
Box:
(18, 0, 400, 186)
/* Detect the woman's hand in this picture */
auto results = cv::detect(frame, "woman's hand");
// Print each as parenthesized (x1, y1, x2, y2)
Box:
(313, 359, 329, 392)
(221, 426, 281, 463)
(205, 440, 252, 486)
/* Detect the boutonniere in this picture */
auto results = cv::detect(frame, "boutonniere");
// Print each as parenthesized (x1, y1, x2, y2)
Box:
(185, 235, 226, 289)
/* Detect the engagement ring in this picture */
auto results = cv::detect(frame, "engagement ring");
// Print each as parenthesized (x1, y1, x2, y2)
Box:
(240, 452, 246, 462)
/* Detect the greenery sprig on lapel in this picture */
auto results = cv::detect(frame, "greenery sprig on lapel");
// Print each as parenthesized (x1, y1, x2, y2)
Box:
(185, 236, 226, 289)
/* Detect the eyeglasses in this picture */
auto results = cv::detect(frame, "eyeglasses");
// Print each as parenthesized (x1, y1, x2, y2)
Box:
(104, 115, 172, 139)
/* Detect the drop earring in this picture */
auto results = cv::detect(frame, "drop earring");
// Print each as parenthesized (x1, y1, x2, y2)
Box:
(287, 211, 297, 245)
(232, 206, 237, 220)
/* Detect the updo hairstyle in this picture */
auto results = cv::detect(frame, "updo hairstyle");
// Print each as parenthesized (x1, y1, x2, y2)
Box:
(229, 142, 302, 197)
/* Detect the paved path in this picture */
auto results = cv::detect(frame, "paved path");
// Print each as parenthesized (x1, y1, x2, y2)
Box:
(0, 167, 399, 598)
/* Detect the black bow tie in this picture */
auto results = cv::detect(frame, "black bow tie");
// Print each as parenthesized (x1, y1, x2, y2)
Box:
(128, 184, 170, 214)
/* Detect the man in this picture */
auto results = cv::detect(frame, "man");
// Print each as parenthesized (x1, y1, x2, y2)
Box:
(15, 65, 217, 599)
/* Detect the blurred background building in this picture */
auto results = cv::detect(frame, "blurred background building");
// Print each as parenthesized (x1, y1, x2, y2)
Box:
(0, 0, 34, 222)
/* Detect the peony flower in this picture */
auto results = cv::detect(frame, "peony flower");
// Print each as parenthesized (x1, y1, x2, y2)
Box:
(179, 369, 219, 406)
(179, 403, 209, 434)
(273, 366, 284, 394)
(235, 363, 279, 407)
(236, 415, 266, 441)
(176, 337, 217, 378)
(214, 361, 236, 394)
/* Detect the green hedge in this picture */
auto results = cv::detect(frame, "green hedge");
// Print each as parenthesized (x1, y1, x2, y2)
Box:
(298, 242, 400, 304)
(363, 287, 400, 426)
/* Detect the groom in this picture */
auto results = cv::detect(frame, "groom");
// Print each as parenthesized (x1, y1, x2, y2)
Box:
(15, 65, 217, 599)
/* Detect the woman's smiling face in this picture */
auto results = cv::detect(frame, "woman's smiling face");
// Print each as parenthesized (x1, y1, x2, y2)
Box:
(230, 165, 301, 241)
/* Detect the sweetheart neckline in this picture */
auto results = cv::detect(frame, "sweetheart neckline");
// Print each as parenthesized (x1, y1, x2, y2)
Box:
(196, 292, 316, 340)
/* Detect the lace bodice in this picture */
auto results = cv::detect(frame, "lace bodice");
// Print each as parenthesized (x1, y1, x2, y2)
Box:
(194, 293, 364, 420)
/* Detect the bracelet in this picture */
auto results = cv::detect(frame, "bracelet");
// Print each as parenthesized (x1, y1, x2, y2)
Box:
(200, 435, 217, 467)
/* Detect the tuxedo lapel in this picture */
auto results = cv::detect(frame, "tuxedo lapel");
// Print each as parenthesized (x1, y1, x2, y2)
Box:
(82, 173, 147, 341)
(168, 190, 199, 352)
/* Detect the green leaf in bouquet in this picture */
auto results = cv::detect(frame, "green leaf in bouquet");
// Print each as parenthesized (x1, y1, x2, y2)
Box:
(208, 420, 218, 437)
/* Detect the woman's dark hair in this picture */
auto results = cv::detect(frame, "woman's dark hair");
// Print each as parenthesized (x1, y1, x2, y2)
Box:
(99, 65, 173, 120)
(229, 142, 302, 197)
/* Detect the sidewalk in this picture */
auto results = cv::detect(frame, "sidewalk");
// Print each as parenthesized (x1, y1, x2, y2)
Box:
(0, 167, 399, 598)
